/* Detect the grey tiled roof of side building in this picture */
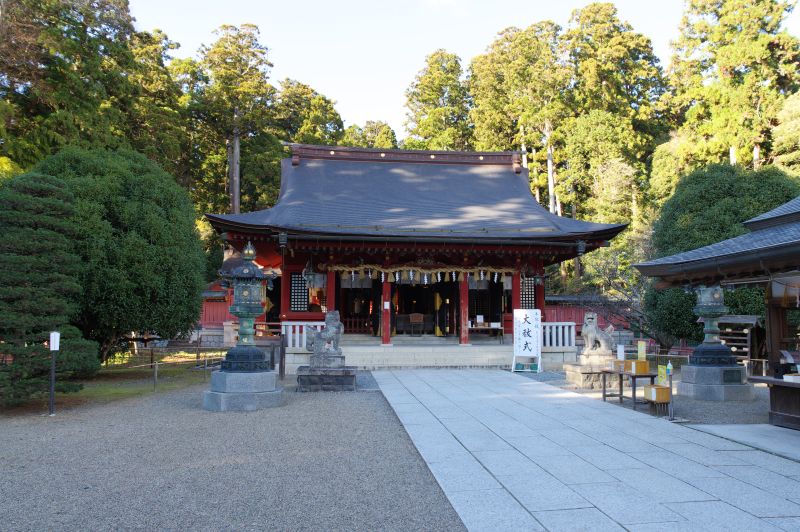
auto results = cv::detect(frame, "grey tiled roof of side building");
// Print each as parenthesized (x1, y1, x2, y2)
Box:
(745, 195, 800, 224)
(207, 158, 626, 241)
(639, 220, 800, 267)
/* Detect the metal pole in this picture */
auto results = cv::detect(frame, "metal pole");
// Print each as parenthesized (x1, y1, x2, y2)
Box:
(668, 374, 674, 421)
(153, 361, 158, 391)
(49, 349, 56, 416)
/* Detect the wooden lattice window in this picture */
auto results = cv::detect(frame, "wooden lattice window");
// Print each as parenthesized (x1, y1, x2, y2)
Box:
(290, 273, 308, 312)
(521, 278, 536, 309)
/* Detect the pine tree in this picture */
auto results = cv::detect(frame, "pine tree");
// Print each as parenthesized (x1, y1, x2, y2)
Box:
(0, 172, 99, 406)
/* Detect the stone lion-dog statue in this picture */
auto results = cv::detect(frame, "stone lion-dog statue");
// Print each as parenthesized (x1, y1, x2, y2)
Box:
(581, 312, 614, 354)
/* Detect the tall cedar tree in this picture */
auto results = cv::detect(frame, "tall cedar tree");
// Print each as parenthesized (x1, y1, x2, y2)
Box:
(404, 49, 472, 150)
(0, 172, 99, 405)
(198, 24, 274, 214)
(667, 0, 800, 167)
(35, 149, 205, 361)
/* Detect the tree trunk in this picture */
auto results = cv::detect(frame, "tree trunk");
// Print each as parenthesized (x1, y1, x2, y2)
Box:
(572, 204, 581, 278)
(753, 144, 761, 169)
(546, 142, 555, 214)
(729, 145, 737, 166)
(228, 107, 241, 214)
(231, 129, 240, 214)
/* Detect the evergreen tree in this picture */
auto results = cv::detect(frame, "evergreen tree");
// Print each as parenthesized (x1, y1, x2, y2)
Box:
(341, 121, 398, 148)
(197, 24, 275, 213)
(271, 79, 344, 144)
(0, 0, 138, 167)
(35, 148, 205, 361)
(0, 172, 99, 406)
(404, 49, 472, 150)
(773, 91, 800, 173)
(668, 0, 800, 167)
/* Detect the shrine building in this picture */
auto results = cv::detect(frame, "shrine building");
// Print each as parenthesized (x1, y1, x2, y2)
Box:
(204, 144, 625, 367)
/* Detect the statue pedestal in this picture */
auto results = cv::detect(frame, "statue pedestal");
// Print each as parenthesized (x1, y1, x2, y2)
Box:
(202, 370, 285, 411)
(296, 366, 356, 391)
(564, 350, 626, 390)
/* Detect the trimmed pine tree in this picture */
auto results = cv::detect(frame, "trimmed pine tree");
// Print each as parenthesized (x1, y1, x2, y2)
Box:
(0, 172, 99, 406)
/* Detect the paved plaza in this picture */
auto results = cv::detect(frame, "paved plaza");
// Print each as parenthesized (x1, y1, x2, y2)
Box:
(375, 369, 800, 531)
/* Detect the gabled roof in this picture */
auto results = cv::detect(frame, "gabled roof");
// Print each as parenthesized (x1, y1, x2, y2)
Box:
(636, 195, 800, 283)
(206, 144, 626, 245)
(744, 196, 800, 230)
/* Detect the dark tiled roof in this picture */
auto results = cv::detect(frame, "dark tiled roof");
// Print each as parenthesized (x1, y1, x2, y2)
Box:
(636, 219, 800, 278)
(207, 154, 626, 243)
(744, 196, 800, 230)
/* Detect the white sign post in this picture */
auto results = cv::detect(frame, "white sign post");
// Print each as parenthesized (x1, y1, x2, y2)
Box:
(48, 331, 60, 417)
(512, 309, 542, 373)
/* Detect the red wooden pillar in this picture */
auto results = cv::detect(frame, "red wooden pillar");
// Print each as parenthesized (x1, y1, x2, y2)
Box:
(512, 271, 521, 310)
(535, 277, 546, 321)
(459, 277, 470, 345)
(381, 280, 392, 345)
(326, 270, 336, 312)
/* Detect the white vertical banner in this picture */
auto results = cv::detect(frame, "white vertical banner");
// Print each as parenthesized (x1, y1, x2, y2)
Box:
(513, 309, 542, 372)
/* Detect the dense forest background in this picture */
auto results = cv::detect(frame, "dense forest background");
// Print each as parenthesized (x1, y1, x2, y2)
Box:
(2, 0, 800, 343)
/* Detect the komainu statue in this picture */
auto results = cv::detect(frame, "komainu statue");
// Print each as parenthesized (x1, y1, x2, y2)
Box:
(581, 312, 614, 354)
(306, 310, 345, 356)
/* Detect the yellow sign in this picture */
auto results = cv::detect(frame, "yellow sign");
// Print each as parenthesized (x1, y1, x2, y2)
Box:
(657, 364, 667, 385)
(637, 340, 647, 361)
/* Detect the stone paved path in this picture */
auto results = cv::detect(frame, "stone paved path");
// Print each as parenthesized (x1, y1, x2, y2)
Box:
(374, 369, 800, 532)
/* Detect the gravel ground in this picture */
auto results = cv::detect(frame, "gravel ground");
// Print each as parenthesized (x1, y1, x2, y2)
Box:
(519, 370, 771, 424)
(0, 377, 464, 532)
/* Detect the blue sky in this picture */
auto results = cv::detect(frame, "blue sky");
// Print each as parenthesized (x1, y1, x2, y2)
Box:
(129, 0, 800, 139)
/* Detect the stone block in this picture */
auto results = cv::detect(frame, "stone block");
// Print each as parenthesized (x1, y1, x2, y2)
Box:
(202, 388, 285, 411)
(210, 370, 277, 393)
(677, 381, 754, 401)
(681, 365, 747, 385)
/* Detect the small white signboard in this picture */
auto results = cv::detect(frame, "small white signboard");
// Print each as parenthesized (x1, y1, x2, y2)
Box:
(49, 331, 60, 351)
(617, 344, 625, 360)
(512, 309, 542, 373)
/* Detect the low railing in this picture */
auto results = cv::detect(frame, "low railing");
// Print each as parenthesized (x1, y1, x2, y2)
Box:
(542, 322, 576, 349)
(281, 321, 326, 349)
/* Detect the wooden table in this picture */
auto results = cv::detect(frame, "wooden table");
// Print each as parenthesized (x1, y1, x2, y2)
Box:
(601, 370, 657, 411)
(749, 376, 800, 430)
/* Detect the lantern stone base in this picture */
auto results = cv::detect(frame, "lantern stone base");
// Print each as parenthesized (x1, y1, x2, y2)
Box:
(677, 365, 754, 401)
(202, 370, 285, 411)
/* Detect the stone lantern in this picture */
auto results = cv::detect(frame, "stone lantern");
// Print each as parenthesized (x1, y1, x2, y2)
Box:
(203, 241, 285, 411)
(677, 285, 753, 401)
(220, 241, 270, 372)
